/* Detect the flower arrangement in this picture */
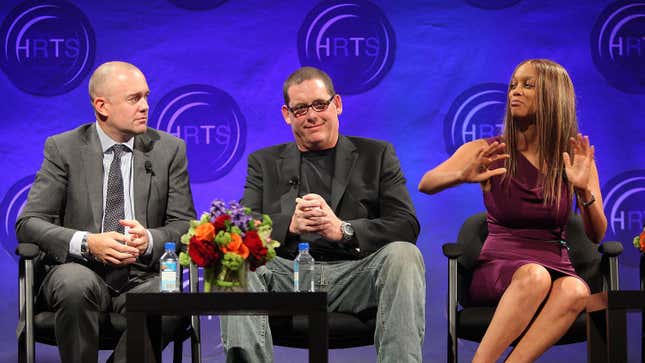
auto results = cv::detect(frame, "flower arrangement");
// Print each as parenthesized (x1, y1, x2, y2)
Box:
(633, 226, 645, 253)
(179, 199, 279, 291)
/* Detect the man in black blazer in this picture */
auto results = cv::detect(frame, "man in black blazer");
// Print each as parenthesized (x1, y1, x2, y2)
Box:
(221, 67, 425, 362)
(16, 61, 196, 363)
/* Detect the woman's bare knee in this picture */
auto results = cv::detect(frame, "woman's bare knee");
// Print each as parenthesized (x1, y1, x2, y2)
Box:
(511, 263, 552, 295)
(551, 277, 590, 313)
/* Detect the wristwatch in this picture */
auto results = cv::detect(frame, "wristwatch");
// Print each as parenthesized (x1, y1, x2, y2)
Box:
(577, 192, 596, 208)
(340, 221, 355, 241)
(80, 233, 92, 260)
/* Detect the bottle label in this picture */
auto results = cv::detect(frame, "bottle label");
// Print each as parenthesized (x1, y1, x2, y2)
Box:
(160, 260, 178, 292)
(293, 271, 299, 291)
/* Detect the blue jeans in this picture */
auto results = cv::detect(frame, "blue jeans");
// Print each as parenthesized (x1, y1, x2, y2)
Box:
(220, 241, 426, 363)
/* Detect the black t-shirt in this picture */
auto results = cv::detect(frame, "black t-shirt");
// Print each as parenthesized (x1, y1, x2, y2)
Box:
(284, 147, 359, 261)
(300, 148, 333, 206)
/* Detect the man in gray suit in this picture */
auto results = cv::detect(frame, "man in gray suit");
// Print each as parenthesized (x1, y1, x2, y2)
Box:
(16, 61, 196, 363)
(221, 67, 426, 362)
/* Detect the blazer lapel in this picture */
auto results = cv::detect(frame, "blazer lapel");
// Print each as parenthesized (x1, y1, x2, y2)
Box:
(331, 135, 358, 211)
(81, 124, 105, 232)
(133, 134, 152, 227)
(279, 144, 301, 217)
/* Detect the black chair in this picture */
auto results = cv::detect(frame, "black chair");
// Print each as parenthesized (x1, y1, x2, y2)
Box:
(442, 212, 624, 363)
(17, 242, 202, 363)
(269, 307, 377, 348)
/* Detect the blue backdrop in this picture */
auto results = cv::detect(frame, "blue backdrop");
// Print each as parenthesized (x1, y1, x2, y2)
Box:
(1, 0, 643, 361)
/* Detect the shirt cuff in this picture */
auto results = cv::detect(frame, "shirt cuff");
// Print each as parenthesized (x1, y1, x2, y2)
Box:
(144, 230, 154, 256)
(69, 231, 87, 258)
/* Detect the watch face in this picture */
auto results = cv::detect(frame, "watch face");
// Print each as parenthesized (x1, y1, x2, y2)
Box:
(342, 222, 354, 236)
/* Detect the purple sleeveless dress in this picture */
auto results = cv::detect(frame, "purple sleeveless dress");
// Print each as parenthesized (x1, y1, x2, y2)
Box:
(468, 136, 583, 306)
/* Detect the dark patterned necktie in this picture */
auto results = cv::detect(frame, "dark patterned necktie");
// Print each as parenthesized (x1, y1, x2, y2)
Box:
(103, 144, 129, 293)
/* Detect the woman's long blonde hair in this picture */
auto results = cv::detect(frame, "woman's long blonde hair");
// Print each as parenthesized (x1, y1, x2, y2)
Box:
(502, 59, 578, 207)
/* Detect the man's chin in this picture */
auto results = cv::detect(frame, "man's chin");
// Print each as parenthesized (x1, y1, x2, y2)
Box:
(302, 138, 335, 151)
(133, 124, 148, 134)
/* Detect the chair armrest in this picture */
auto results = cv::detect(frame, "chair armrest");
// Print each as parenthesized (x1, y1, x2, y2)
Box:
(598, 241, 623, 291)
(444, 242, 460, 361)
(16, 242, 37, 357)
(16, 243, 40, 259)
(442, 243, 464, 259)
(598, 241, 623, 257)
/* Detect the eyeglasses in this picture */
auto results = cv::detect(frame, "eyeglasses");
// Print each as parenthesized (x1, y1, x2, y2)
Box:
(287, 94, 335, 117)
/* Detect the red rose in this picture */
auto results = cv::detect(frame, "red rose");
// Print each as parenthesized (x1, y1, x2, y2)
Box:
(244, 231, 268, 271)
(188, 236, 220, 267)
(213, 215, 231, 232)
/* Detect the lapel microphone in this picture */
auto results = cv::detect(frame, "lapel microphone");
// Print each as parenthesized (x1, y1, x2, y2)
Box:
(144, 161, 154, 175)
(288, 176, 299, 187)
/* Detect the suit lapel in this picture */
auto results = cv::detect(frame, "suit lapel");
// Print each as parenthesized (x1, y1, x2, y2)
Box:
(133, 134, 152, 227)
(279, 144, 301, 217)
(81, 124, 105, 232)
(331, 135, 358, 211)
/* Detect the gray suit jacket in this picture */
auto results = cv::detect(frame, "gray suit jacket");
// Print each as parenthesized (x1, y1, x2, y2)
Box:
(16, 123, 196, 276)
(242, 135, 419, 259)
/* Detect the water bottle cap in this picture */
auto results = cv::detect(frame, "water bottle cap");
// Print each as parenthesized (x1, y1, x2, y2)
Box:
(298, 242, 309, 251)
(164, 242, 176, 251)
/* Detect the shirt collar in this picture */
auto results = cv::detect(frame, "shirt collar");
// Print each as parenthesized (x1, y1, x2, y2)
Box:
(95, 121, 134, 153)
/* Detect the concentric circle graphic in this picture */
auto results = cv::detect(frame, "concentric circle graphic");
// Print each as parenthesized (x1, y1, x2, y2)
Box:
(151, 84, 246, 183)
(443, 83, 507, 155)
(0, 0, 95, 96)
(591, 1, 645, 93)
(602, 170, 645, 266)
(1, 175, 34, 261)
(298, 0, 396, 95)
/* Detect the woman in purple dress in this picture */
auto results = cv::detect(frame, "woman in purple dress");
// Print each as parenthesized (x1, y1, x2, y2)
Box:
(419, 59, 607, 362)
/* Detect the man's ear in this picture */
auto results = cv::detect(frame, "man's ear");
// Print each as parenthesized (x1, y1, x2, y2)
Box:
(281, 105, 292, 125)
(93, 97, 109, 118)
(334, 94, 342, 115)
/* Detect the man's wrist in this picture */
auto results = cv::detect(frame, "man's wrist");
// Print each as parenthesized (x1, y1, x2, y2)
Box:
(340, 221, 354, 241)
(144, 230, 154, 256)
(80, 233, 92, 260)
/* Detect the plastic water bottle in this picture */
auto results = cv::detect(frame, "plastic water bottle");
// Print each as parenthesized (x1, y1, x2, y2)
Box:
(294, 242, 315, 292)
(160, 242, 180, 292)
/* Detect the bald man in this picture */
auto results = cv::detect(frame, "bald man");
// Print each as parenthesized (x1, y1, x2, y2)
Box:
(16, 61, 196, 363)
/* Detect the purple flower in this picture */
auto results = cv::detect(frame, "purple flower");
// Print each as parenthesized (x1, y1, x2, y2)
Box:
(228, 201, 252, 231)
(208, 199, 252, 232)
(209, 199, 227, 220)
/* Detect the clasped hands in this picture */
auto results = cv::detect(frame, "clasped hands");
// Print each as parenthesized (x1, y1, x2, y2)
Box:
(86, 219, 149, 266)
(289, 193, 343, 241)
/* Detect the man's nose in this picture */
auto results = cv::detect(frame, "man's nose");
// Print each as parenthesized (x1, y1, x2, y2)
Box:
(305, 112, 316, 121)
(140, 98, 149, 111)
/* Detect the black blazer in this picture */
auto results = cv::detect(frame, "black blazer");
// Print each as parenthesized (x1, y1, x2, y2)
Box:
(242, 135, 420, 258)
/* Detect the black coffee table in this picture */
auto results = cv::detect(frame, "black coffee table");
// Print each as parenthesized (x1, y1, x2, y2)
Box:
(127, 291, 328, 363)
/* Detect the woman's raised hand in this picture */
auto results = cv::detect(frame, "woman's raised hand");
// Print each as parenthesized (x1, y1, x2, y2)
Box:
(460, 141, 509, 183)
(563, 133, 595, 190)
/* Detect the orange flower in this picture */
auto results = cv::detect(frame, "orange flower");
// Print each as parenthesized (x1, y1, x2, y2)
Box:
(194, 223, 215, 242)
(222, 233, 250, 259)
(640, 230, 645, 252)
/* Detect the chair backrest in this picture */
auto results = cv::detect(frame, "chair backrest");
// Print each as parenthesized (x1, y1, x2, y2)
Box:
(456, 212, 604, 307)
(561, 214, 603, 293)
(455, 213, 488, 306)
